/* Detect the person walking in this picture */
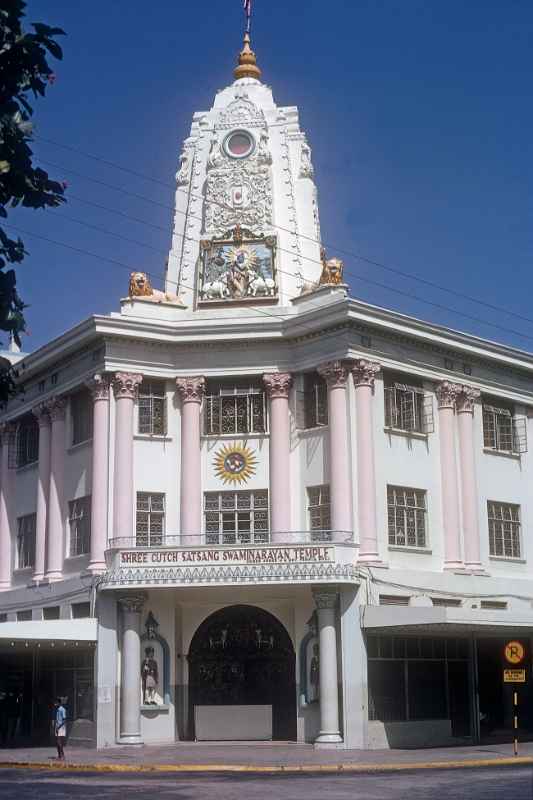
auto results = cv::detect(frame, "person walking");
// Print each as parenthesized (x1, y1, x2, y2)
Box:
(53, 698, 67, 760)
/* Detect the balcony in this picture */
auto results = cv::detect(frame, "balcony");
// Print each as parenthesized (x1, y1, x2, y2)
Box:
(102, 531, 359, 590)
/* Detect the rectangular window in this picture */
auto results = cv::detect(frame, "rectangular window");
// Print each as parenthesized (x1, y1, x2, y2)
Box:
(379, 595, 410, 606)
(17, 610, 32, 621)
(71, 388, 93, 445)
(16, 416, 39, 467)
(43, 606, 60, 620)
(431, 597, 462, 608)
(387, 486, 427, 548)
(307, 485, 331, 538)
(203, 380, 267, 436)
(487, 501, 521, 559)
(17, 513, 36, 569)
(303, 373, 328, 429)
(482, 403, 527, 454)
(0, 613, 7, 623)
(138, 380, 167, 436)
(71, 602, 91, 619)
(384, 376, 433, 434)
(68, 496, 91, 557)
(204, 490, 269, 545)
(136, 492, 165, 547)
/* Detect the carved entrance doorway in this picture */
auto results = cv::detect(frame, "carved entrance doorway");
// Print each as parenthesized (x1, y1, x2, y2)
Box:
(189, 605, 297, 740)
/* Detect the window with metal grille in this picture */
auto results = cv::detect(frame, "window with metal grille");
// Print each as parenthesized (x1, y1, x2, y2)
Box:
(17, 513, 36, 569)
(302, 373, 328, 429)
(16, 415, 39, 467)
(203, 380, 266, 436)
(307, 485, 331, 537)
(482, 403, 527, 454)
(68, 496, 91, 556)
(42, 606, 60, 620)
(17, 610, 32, 621)
(487, 501, 521, 559)
(138, 380, 167, 436)
(387, 486, 427, 549)
(204, 490, 269, 545)
(71, 602, 91, 619)
(71, 388, 93, 445)
(384, 376, 433, 434)
(136, 492, 165, 546)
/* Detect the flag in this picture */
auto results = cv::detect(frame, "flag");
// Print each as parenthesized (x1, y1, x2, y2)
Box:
(243, 0, 252, 18)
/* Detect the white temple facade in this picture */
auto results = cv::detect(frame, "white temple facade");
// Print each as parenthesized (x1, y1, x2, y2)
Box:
(1, 31, 533, 751)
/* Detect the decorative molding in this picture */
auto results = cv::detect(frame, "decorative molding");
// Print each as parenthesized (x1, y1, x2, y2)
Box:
(352, 359, 381, 388)
(118, 594, 146, 613)
(175, 376, 205, 404)
(435, 381, 461, 410)
(312, 586, 339, 610)
(263, 372, 292, 399)
(456, 385, 481, 414)
(32, 402, 51, 427)
(215, 96, 266, 130)
(204, 159, 273, 238)
(112, 372, 143, 401)
(87, 373, 111, 402)
(299, 141, 314, 179)
(48, 396, 68, 422)
(317, 360, 350, 389)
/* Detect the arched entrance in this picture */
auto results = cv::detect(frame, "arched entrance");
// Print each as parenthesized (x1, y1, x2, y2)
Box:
(189, 605, 297, 740)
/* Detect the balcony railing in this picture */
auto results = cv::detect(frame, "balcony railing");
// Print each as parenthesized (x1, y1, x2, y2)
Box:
(108, 530, 354, 550)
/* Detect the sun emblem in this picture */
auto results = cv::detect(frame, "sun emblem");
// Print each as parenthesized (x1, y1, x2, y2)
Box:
(228, 245, 258, 272)
(213, 443, 257, 485)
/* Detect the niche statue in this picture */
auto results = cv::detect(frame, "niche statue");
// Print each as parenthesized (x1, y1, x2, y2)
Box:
(141, 646, 159, 705)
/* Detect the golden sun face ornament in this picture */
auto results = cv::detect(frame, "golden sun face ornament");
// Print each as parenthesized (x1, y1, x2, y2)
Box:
(213, 443, 257, 485)
(228, 245, 258, 272)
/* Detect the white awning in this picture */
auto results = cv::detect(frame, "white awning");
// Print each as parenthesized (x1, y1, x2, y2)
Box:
(0, 619, 97, 642)
(361, 605, 533, 634)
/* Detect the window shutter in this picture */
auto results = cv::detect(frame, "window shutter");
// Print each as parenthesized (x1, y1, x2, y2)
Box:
(399, 389, 415, 431)
(512, 416, 527, 454)
(422, 393, 435, 434)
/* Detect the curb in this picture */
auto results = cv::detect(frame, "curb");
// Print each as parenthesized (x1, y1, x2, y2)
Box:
(1, 756, 533, 775)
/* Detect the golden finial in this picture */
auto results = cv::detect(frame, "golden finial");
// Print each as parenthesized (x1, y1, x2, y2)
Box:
(234, 32, 262, 80)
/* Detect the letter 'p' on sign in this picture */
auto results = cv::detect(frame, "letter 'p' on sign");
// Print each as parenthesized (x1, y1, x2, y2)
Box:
(504, 640, 525, 665)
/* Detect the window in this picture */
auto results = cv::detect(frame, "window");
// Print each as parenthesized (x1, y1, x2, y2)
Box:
(387, 486, 427, 549)
(17, 610, 32, 621)
(71, 602, 91, 619)
(482, 402, 527, 454)
(487, 501, 521, 559)
(480, 601, 507, 610)
(307, 485, 331, 537)
(203, 380, 266, 436)
(17, 513, 36, 569)
(302, 373, 328, 429)
(138, 380, 167, 436)
(16, 415, 39, 467)
(43, 606, 60, 620)
(0, 613, 7, 623)
(204, 490, 269, 545)
(431, 598, 462, 608)
(68, 496, 91, 557)
(384, 375, 433, 434)
(71, 389, 93, 445)
(379, 595, 410, 606)
(136, 493, 165, 547)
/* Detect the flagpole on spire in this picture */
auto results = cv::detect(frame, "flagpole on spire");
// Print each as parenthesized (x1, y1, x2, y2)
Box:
(234, 0, 261, 80)
(244, 0, 252, 35)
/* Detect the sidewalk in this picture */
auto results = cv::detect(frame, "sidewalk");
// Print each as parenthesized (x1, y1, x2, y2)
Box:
(1, 740, 533, 774)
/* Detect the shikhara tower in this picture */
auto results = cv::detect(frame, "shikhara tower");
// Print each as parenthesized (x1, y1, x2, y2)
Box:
(165, 33, 323, 309)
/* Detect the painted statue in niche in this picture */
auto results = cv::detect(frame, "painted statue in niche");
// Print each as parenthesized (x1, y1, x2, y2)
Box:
(200, 228, 277, 302)
(141, 646, 159, 705)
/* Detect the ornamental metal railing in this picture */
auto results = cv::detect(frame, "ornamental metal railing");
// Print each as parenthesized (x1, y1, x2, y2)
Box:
(108, 530, 354, 550)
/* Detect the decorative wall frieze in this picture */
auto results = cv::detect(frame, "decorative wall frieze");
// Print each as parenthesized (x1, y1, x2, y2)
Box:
(317, 361, 350, 389)
(118, 594, 146, 614)
(299, 141, 314, 179)
(48, 396, 68, 422)
(352, 359, 381, 388)
(112, 372, 143, 401)
(175, 376, 205, 404)
(87, 373, 111, 402)
(455, 385, 481, 414)
(263, 372, 293, 399)
(312, 586, 339, 610)
(32, 402, 51, 427)
(435, 381, 461, 410)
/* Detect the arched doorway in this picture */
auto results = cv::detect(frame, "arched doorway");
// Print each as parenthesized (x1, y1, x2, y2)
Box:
(188, 605, 297, 740)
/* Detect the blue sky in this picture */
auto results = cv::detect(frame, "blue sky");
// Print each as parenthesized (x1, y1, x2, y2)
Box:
(10, 0, 533, 352)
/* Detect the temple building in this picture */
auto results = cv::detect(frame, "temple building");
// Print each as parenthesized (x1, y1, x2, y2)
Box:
(1, 26, 533, 751)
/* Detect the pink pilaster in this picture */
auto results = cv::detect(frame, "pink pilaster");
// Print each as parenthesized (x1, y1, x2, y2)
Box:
(88, 375, 111, 573)
(436, 381, 463, 570)
(113, 373, 143, 545)
(0, 424, 16, 590)
(33, 404, 51, 583)
(176, 376, 205, 545)
(45, 397, 68, 582)
(263, 373, 292, 542)
(318, 362, 352, 538)
(352, 360, 381, 563)
(456, 386, 483, 571)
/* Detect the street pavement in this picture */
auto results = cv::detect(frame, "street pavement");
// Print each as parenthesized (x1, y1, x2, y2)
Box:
(1, 766, 533, 800)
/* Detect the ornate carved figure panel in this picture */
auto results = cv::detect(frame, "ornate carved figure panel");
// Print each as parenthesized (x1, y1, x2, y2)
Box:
(199, 230, 277, 302)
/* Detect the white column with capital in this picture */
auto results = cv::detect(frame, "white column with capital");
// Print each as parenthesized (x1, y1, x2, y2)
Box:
(118, 594, 145, 744)
(456, 386, 483, 572)
(45, 397, 68, 582)
(313, 586, 343, 746)
(112, 373, 142, 544)
(175, 376, 205, 546)
(0, 423, 15, 590)
(263, 373, 292, 542)
(436, 381, 464, 570)
(88, 374, 110, 572)
(352, 360, 381, 563)
(33, 404, 51, 583)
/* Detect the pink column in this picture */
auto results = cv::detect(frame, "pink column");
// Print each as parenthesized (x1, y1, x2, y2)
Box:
(112, 373, 143, 545)
(456, 386, 483, 572)
(0, 423, 16, 590)
(88, 375, 110, 573)
(318, 362, 352, 539)
(436, 381, 463, 570)
(45, 397, 68, 582)
(33, 404, 51, 583)
(263, 373, 293, 543)
(352, 360, 381, 564)
(176, 377, 205, 546)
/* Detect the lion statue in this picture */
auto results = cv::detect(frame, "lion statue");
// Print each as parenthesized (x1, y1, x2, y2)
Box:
(128, 272, 186, 306)
(319, 255, 344, 286)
